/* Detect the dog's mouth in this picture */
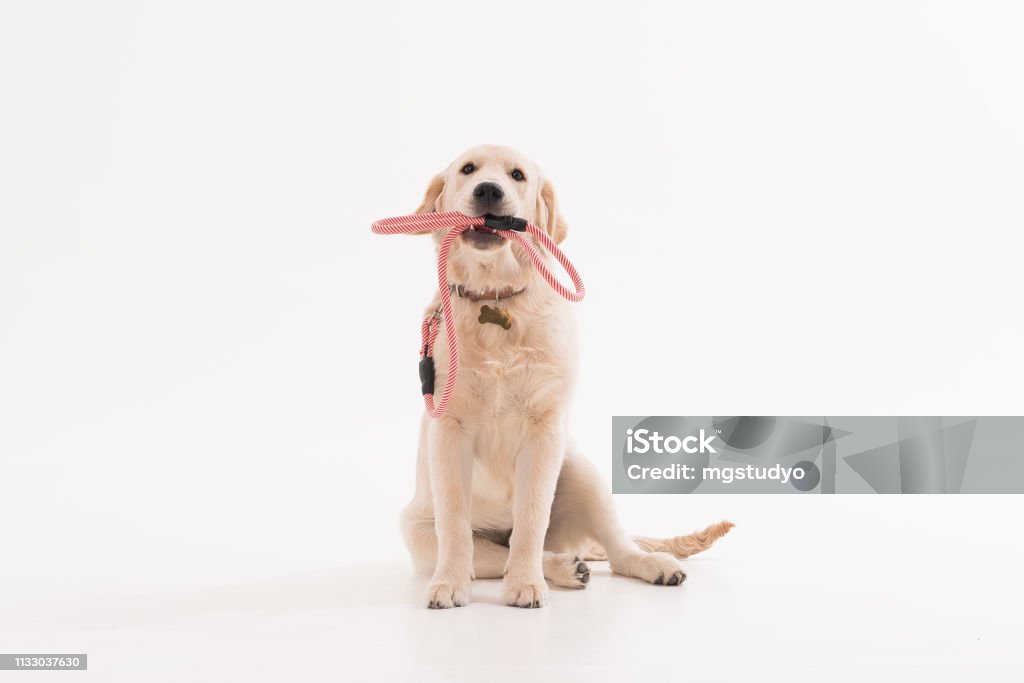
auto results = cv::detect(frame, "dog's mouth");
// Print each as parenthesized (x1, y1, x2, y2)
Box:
(461, 226, 506, 250)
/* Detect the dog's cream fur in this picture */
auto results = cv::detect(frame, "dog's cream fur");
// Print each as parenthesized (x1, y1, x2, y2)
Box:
(400, 145, 732, 608)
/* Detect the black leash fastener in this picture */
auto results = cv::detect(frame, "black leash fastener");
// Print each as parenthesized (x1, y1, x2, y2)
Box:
(483, 214, 528, 232)
(419, 354, 435, 395)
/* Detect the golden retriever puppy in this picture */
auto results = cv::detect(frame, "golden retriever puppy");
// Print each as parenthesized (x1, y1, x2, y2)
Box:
(399, 145, 732, 608)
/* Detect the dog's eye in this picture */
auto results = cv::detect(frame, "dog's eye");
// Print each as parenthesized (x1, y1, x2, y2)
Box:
(510, 168, 525, 182)
(461, 163, 476, 175)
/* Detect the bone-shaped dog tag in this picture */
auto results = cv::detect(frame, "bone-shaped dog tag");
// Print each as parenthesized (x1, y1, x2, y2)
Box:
(478, 304, 512, 330)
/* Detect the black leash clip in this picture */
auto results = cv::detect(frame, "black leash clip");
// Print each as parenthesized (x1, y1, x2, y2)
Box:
(483, 214, 528, 232)
(419, 356, 435, 395)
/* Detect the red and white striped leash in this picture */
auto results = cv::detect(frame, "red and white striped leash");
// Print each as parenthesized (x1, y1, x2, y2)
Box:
(371, 211, 585, 418)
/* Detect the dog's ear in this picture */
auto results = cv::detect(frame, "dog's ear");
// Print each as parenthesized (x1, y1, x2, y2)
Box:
(415, 173, 446, 215)
(537, 179, 569, 244)
(406, 173, 446, 235)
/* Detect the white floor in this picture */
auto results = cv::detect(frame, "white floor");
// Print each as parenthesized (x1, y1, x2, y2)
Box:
(4, 496, 1021, 682)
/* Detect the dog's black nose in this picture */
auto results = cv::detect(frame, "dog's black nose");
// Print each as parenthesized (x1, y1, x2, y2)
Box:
(473, 182, 504, 203)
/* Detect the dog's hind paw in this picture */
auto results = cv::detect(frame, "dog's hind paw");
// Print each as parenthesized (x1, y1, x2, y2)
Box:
(613, 551, 686, 586)
(543, 552, 590, 589)
(640, 552, 686, 586)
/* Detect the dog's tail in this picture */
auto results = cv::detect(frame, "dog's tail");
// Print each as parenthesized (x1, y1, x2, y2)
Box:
(582, 521, 735, 561)
(634, 520, 735, 558)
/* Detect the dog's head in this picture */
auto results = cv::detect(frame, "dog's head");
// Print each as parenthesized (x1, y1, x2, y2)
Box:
(414, 145, 568, 289)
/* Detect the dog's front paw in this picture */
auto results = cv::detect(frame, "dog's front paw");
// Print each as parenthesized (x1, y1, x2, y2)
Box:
(424, 576, 471, 609)
(502, 572, 549, 608)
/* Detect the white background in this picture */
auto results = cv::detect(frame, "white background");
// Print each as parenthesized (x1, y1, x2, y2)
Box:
(2, 1, 1023, 681)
